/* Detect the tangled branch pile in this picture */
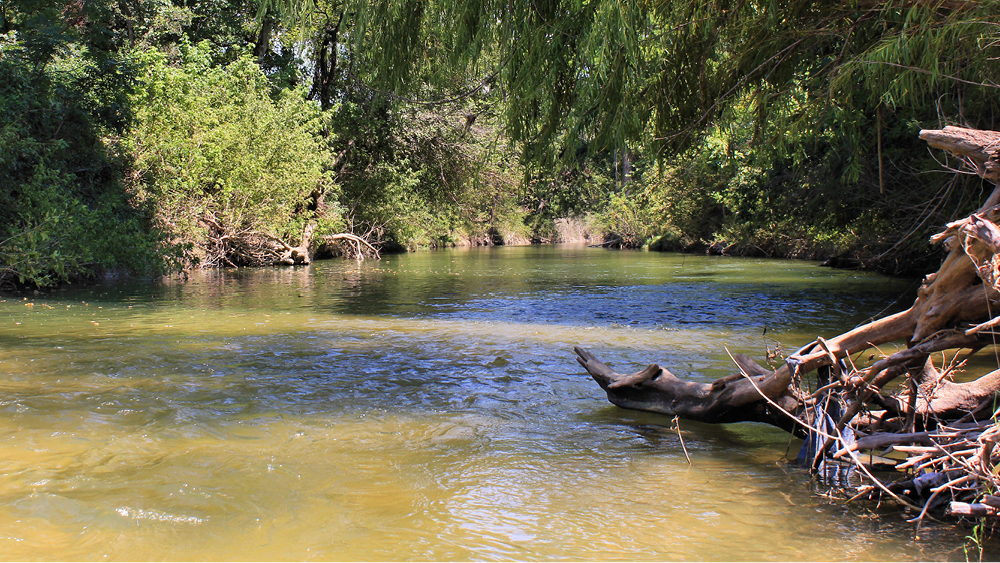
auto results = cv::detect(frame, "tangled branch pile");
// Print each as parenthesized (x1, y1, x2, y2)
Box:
(576, 126, 1000, 529)
(200, 217, 379, 268)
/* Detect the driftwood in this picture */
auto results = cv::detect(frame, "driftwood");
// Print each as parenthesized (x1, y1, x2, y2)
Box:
(199, 216, 379, 267)
(577, 126, 1000, 526)
(320, 233, 381, 260)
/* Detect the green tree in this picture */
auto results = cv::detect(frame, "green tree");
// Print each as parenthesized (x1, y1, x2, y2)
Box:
(0, 0, 175, 288)
(254, 0, 530, 248)
(125, 41, 339, 266)
(259, 0, 1000, 269)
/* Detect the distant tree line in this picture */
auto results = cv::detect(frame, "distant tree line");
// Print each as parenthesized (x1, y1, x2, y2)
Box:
(2, 0, 998, 287)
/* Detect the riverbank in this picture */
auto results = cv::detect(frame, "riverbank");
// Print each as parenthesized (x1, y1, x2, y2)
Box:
(646, 232, 944, 278)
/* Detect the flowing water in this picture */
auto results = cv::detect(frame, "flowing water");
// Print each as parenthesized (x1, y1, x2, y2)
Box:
(0, 246, 991, 560)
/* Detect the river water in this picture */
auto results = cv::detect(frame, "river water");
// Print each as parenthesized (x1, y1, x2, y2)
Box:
(0, 246, 990, 560)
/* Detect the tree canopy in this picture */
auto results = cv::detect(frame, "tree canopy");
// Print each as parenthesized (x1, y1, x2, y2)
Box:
(258, 0, 1000, 160)
(2, 0, 999, 286)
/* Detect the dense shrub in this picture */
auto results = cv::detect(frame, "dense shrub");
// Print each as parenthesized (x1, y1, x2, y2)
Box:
(0, 29, 174, 288)
(125, 41, 340, 265)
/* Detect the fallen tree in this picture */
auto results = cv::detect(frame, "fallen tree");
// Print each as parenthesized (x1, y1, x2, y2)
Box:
(576, 126, 1000, 530)
(199, 216, 380, 267)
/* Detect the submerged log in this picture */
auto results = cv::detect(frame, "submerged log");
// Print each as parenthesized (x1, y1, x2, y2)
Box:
(576, 126, 1000, 524)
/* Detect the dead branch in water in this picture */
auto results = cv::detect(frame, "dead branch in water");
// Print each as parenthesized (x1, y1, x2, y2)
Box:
(199, 216, 379, 266)
(319, 233, 381, 260)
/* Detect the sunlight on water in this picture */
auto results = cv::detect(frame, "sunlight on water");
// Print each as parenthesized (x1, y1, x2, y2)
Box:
(0, 246, 983, 560)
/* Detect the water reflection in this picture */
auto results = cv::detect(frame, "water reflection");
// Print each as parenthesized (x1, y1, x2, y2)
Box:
(0, 246, 986, 560)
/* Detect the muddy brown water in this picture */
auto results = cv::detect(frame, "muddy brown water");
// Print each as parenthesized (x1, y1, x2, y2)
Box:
(0, 246, 993, 560)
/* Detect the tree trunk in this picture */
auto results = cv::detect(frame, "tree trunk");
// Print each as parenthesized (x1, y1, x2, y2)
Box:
(254, 16, 274, 65)
(311, 10, 345, 111)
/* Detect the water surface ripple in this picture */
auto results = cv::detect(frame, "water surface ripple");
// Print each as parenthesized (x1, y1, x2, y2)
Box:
(0, 246, 980, 560)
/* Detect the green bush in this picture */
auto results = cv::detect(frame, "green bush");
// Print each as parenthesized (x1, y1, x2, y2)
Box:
(125, 41, 340, 264)
(0, 30, 174, 288)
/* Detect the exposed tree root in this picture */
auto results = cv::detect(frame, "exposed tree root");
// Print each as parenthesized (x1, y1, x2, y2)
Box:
(576, 126, 1000, 529)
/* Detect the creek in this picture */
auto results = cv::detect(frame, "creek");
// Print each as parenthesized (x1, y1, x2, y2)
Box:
(0, 245, 988, 560)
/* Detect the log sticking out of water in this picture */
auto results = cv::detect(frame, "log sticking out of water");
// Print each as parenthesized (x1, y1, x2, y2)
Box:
(950, 503, 999, 518)
(576, 126, 1000, 526)
(575, 347, 802, 434)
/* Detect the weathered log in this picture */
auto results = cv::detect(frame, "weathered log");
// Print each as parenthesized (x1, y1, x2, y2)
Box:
(919, 126, 1000, 183)
(858, 329, 990, 389)
(833, 431, 936, 458)
(575, 346, 802, 433)
(909, 360, 1000, 420)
